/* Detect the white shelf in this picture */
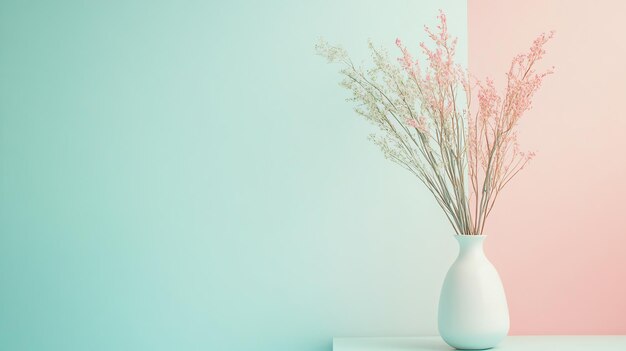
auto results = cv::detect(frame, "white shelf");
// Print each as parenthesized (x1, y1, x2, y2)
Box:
(333, 336, 626, 350)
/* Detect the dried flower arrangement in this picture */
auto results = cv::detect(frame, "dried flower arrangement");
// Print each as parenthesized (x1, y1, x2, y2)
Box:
(316, 11, 553, 234)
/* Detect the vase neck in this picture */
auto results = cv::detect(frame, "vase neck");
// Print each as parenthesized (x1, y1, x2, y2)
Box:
(455, 235, 486, 258)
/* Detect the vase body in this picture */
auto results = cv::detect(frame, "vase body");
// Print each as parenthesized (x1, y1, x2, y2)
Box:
(438, 235, 509, 350)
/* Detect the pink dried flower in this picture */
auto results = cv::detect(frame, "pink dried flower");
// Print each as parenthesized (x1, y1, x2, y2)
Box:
(406, 116, 428, 134)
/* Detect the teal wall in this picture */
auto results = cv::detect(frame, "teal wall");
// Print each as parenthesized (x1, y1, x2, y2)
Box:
(0, 1, 467, 350)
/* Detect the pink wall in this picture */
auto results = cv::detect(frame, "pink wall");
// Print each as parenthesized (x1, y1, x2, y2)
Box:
(469, 0, 626, 335)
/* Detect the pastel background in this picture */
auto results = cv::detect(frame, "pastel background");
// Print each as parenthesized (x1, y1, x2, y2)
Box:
(469, 0, 626, 335)
(0, 1, 466, 350)
(0, 1, 623, 351)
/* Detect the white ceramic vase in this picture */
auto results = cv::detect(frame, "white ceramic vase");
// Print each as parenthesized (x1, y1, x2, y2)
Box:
(438, 235, 509, 350)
